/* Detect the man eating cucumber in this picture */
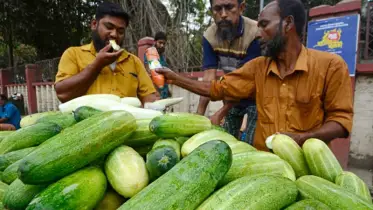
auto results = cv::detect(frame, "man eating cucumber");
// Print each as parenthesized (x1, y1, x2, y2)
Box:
(157, 0, 353, 151)
(55, 2, 157, 104)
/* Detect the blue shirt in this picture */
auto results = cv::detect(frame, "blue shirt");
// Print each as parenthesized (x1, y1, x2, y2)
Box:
(1, 102, 21, 129)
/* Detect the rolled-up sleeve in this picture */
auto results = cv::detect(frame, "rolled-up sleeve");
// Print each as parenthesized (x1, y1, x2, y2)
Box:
(324, 56, 353, 133)
(210, 59, 257, 101)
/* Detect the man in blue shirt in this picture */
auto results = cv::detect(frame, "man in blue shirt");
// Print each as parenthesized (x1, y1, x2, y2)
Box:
(144, 31, 171, 99)
(196, 0, 261, 144)
(0, 94, 21, 130)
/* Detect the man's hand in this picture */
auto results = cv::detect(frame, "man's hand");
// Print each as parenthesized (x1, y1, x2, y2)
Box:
(281, 132, 310, 146)
(95, 44, 124, 68)
(210, 112, 224, 125)
(155, 68, 178, 81)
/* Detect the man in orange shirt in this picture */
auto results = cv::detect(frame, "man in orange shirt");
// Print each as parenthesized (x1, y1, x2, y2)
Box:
(55, 2, 157, 104)
(157, 0, 353, 150)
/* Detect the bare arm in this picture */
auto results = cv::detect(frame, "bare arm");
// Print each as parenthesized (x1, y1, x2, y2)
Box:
(210, 102, 236, 125)
(197, 69, 217, 115)
(140, 93, 158, 105)
(0, 118, 8, 123)
(167, 73, 212, 97)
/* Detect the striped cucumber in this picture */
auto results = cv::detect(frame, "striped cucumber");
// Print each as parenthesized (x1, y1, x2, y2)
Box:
(197, 175, 298, 210)
(125, 119, 159, 147)
(303, 138, 342, 182)
(220, 151, 296, 186)
(0, 147, 36, 171)
(296, 175, 373, 209)
(0, 181, 8, 200)
(26, 167, 107, 210)
(118, 140, 232, 210)
(335, 171, 372, 203)
(36, 112, 76, 129)
(149, 113, 212, 138)
(73, 106, 102, 122)
(153, 139, 181, 159)
(2, 159, 22, 184)
(19, 111, 137, 184)
(272, 134, 310, 177)
(146, 145, 179, 181)
(284, 199, 331, 210)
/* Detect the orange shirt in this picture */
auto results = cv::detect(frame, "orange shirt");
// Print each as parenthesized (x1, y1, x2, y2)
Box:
(210, 46, 353, 151)
(56, 42, 156, 98)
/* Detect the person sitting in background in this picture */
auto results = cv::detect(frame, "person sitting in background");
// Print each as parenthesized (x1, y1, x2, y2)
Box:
(0, 94, 21, 130)
(144, 31, 172, 99)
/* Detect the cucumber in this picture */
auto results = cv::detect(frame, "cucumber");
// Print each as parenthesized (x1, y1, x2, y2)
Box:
(272, 134, 310, 177)
(73, 106, 102, 122)
(133, 145, 153, 158)
(146, 145, 179, 181)
(0, 131, 14, 143)
(125, 119, 159, 147)
(118, 140, 232, 210)
(0, 181, 8, 200)
(149, 112, 212, 138)
(284, 199, 331, 210)
(94, 189, 126, 210)
(26, 167, 107, 210)
(18, 111, 137, 184)
(219, 151, 296, 186)
(211, 125, 226, 132)
(296, 175, 373, 209)
(2, 159, 22, 184)
(0, 147, 36, 171)
(36, 112, 76, 129)
(153, 139, 181, 159)
(335, 171, 372, 203)
(181, 129, 255, 157)
(3, 179, 47, 210)
(303, 138, 342, 182)
(0, 123, 61, 155)
(20, 111, 60, 128)
(105, 146, 149, 198)
(197, 175, 298, 210)
(174, 136, 189, 145)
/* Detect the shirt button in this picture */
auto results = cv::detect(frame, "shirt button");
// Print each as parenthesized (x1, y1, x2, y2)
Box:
(114, 73, 117, 76)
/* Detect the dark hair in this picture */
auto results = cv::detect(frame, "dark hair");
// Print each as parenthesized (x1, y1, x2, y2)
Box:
(209, 0, 243, 6)
(277, 0, 306, 38)
(95, 2, 130, 24)
(154, 31, 167, 41)
(0, 94, 7, 101)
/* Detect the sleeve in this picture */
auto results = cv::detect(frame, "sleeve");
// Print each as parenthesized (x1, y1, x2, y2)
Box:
(239, 39, 262, 67)
(3, 104, 16, 119)
(210, 59, 257, 101)
(323, 56, 354, 134)
(202, 37, 219, 70)
(55, 48, 80, 83)
(135, 57, 157, 98)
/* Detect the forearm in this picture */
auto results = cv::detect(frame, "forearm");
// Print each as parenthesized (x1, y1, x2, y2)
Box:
(55, 61, 103, 102)
(0, 118, 8, 123)
(303, 121, 348, 144)
(172, 75, 212, 98)
(141, 93, 157, 105)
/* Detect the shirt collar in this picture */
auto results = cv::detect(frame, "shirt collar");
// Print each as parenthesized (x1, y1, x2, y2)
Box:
(267, 45, 309, 76)
(237, 16, 244, 37)
(81, 42, 130, 63)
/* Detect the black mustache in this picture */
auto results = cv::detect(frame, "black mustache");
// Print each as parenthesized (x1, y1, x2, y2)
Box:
(217, 20, 233, 27)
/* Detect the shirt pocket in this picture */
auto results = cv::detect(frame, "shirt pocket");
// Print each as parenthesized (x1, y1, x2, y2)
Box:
(116, 71, 139, 97)
(259, 96, 276, 124)
(289, 95, 323, 132)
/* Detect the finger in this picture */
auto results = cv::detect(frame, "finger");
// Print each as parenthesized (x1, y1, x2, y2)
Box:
(100, 44, 112, 52)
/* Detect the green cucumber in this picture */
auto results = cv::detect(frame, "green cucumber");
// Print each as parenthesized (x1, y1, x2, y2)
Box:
(153, 139, 181, 159)
(118, 140, 232, 210)
(125, 119, 159, 147)
(220, 151, 296, 186)
(211, 125, 226, 132)
(19, 111, 137, 184)
(149, 112, 212, 138)
(0, 181, 8, 200)
(133, 145, 153, 158)
(36, 112, 76, 129)
(0, 147, 36, 171)
(174, 137, 189, 145)
(197, 175, 298, 210)
(303, 138, 342, 182)
(284, 199, 331, 210)
(146, 145, 179, 181)
(2, 159, 22, 184)
(0, 123, 61, 155)
(335, 171, 372, 203)
(26, 167, 107, 210)
(0, 131, 14, 143)
(296, 175, 373, 209)
(20, 111, 60, 128)
(94, 189, 126, 210)
(73, 106, 102, 122)
(3, 179, 47, 210)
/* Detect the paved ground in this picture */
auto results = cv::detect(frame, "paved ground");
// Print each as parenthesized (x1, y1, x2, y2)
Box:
(348, 167, 373, 195)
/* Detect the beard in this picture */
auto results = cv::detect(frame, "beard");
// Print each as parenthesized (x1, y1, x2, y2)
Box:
(261, 21, 287, 60)
(92, 29, 123, 52)
(216, 20, 238, 41)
